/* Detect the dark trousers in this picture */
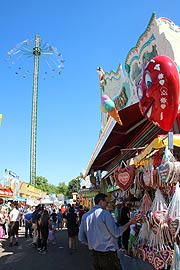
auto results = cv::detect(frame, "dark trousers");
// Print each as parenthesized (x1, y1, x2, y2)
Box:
(25, 221, 32, 238)
(92, 250, 122, 270)
(37, 228, 41, 248)
(40, 232, 48, 250)
(122, 228, 130, 251)
(9, 221, 19, 237)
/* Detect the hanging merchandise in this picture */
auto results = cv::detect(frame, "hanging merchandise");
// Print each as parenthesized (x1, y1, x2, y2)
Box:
(153, 150, 163, 168)
(167, 183, 180, 270)
(136, 189, 173, 270)
(137, 167, 147, 190)
(158, 161, 174, 184)
(113, 161, 135, 192)
(167, 183, 180, 240)
(142, 164, 154, 188)
(139, 192, 152, 217)
(172, 162, 180, 185)
(158, 147, 177, 184)
(136, 164, 155, 193)
(132, 192, 152, 229)
(173, 244, 180, 270)
(132, 168, 144, 199)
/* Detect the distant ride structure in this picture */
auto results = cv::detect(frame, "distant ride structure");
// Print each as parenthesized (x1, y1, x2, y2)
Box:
(6, 35, 64, 185)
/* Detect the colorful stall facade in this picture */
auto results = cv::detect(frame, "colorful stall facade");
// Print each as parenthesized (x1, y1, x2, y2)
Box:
(85, 13, 180, 269)
(0, 169, 46, 206)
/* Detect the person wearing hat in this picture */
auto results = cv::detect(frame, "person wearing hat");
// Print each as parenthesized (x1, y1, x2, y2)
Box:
(78, 193, 136, 270)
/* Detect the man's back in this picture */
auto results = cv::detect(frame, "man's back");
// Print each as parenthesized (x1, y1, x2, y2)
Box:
(79, 205, 123, 251)
(51, 211, 57, 222)
(10, 207, 20, 222)
(78, 193, 129, 270)
(31, 209, 39, 224)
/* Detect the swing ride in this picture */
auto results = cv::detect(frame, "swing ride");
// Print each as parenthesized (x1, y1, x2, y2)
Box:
(6, 35, 64, 185)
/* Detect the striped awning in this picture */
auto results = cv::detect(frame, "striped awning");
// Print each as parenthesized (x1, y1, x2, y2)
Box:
(84, 103, 167, 177)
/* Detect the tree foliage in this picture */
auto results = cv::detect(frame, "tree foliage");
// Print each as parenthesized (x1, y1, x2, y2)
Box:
(35, 176, 49, 192)
(56, 182, 68, 196)
(67, 177, 81, 195)
(35, 175, 81, 198)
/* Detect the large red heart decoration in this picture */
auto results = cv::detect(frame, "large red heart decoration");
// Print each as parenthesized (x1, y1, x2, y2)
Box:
(137, 55, 180, 132)
(113, 165, 135, 191)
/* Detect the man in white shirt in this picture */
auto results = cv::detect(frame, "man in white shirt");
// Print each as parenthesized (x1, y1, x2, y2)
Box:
(9, 203, 20, 247)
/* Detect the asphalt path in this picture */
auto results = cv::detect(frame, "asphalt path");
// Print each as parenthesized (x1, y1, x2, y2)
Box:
(0, 226, 92, 270)
(0, 226, 155, 270)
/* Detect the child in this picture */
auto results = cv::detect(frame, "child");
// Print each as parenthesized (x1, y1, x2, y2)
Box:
(57, 209, 63, 231)
(128, 223, 138, 257)
(48, 219, 56, 244)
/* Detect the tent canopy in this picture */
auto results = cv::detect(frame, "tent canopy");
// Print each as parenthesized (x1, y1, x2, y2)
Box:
(85, 103, 167, 177)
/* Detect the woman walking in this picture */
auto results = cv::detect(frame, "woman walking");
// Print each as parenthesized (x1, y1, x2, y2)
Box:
(65, 206, 79, 254)
(38, 209, 49, 254)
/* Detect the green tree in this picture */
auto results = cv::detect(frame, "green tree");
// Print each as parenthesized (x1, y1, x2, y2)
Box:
(35, 176, 49, 192)
(48, 184, 58, 194)
(34, 176, 81, 197)
(56, 182, 68, 196)
(67, 177, 81, 196)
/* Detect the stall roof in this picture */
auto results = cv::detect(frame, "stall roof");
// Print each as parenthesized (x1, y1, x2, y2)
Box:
(85, 103, 167, 177)
(134, 134, 180, 165)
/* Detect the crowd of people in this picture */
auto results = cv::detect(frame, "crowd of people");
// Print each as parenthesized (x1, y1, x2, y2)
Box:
(114, 201, 140, 256)
(0, 194, 139, 270)
(0, 201, 86, 255)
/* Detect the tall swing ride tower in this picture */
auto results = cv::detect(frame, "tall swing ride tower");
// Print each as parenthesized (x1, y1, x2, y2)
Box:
(30, 35, 41, 186)
(7, 35, 64, 185)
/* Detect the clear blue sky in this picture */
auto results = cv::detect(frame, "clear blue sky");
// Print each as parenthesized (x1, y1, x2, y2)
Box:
(0, 0, 180, 186)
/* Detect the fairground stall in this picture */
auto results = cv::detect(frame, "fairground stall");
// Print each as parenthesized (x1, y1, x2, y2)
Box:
(0, 169, 46, 207)
(78, 188, 99, 209)
(84, 13, 180, 270)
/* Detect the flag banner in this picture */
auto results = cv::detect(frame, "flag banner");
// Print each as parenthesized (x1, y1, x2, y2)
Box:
(0, 114, 2, 126)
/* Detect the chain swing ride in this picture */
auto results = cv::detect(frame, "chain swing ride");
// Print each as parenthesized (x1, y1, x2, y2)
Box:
(6, 35, 64, 185)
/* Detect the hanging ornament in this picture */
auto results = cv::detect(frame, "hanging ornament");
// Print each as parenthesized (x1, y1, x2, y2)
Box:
(101, 94, 122, 125)
(113, 161, 135, 191)
(137, 55, 180, 131)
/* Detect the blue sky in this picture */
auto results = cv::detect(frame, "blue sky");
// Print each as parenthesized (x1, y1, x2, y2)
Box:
(0, 0, 180, 186)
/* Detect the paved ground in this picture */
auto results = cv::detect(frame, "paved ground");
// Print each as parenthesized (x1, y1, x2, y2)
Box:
(119, 252, 155, 270)
(0, 226, 155, 270)
(0, 227, 92, 270)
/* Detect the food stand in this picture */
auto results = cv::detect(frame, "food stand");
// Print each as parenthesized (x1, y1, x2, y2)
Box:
(84, 13, 180, 269)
